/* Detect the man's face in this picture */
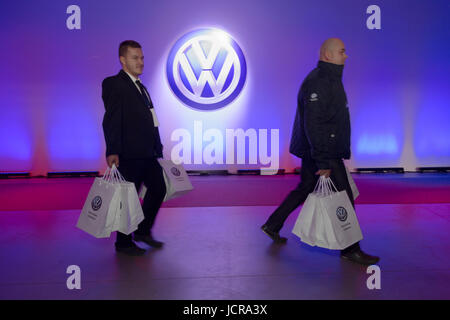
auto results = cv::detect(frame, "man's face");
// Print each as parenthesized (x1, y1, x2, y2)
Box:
(120, 47, 144, 77)
(329, 41, 348, 65)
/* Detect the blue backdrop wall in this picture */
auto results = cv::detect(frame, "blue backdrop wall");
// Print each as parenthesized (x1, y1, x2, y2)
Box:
(0, 0, 449, 175)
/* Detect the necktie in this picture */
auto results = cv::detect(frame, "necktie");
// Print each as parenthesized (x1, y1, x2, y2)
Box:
(136, 80, 161, 156)
(135, 80, 153, 108)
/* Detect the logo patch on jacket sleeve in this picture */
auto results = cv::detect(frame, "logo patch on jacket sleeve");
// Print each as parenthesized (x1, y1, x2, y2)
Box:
(310, 93, 318, 101)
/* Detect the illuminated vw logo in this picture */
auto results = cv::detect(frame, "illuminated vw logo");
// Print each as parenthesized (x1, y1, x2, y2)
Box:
(336, 207, 348, 222)
(167, 28, 247, 111)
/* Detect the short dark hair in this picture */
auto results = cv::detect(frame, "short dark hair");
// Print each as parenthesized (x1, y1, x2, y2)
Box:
(119, 40, 142, 57)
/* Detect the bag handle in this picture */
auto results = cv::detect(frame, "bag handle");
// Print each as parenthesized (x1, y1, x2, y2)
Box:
(112, 165, 126, 183)
(102, 165, 113, 183)
(322, 176, 333, 196)
(325, 177, 339, 193)
(102, 164, 126, 184)
(313, 175, 329, 196)
(313, 175, 338, 196)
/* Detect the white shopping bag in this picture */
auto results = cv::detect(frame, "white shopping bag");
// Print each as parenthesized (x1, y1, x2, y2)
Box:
(77, 171, 120, 238)
(110, 168, 145, 235)
(320, 188, 363, 249)
(292, 176, 363, 250)
(292, 193, 319, 247)
(292, 193, 335, 248)
(345, 166, 359, 199)
(139, 159, 193, 202)
(77, 165, 145, 238)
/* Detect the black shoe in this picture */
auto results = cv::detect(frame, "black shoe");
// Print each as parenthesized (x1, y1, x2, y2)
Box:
(341, 249, 380, 265)
(261, 225, 287, 244)
(115, 243, 146, 256)
(134, 234, 164, 248)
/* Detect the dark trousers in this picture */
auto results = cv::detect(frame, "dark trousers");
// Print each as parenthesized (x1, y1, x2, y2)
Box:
(264, 155, 360, 254)
(115, 157, 166, 247)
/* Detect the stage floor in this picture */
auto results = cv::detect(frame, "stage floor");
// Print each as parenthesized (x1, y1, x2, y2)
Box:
(0, 203, 449, 299)
(0, 173, 449, 211)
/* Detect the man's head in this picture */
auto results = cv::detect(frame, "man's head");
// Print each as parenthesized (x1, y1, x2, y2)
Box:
(319, 38, 348, 65)
(119, 40, 144, 78)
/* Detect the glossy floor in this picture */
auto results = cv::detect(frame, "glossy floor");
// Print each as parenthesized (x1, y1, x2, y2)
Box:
(1, 203, 449, 299)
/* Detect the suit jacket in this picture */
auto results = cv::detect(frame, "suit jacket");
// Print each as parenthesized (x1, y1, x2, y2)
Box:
(102, 69, 163, 159)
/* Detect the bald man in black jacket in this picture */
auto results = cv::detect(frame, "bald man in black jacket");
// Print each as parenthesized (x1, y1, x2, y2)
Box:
(262, 38, 379, 265)
(102, 40, 166, 256)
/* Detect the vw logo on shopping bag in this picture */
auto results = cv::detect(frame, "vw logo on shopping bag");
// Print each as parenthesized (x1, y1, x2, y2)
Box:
(336, 207, 348, 222)
(91, 196, 102, 211)
(170, 167, 181, 177)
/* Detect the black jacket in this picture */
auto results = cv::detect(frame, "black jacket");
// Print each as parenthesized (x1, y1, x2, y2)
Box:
(289, 61, 351, 169)
(102, 70, 163, 159)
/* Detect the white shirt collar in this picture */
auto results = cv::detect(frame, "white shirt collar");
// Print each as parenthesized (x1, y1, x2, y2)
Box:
(124, 70, 141, 84)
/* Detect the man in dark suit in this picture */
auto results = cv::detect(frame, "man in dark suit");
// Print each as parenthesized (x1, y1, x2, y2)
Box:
(261, 38, 379, 265)
(102, 40, 166, 256)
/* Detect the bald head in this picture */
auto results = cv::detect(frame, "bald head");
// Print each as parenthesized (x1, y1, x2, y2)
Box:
(319, 38, 348, 65)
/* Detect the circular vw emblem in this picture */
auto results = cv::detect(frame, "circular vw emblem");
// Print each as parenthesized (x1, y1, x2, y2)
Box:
(167, 28, 247, 111)
(91, 196, 102, 211)
(171, 167, 181, 176)
(336, 207, 348, 222)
